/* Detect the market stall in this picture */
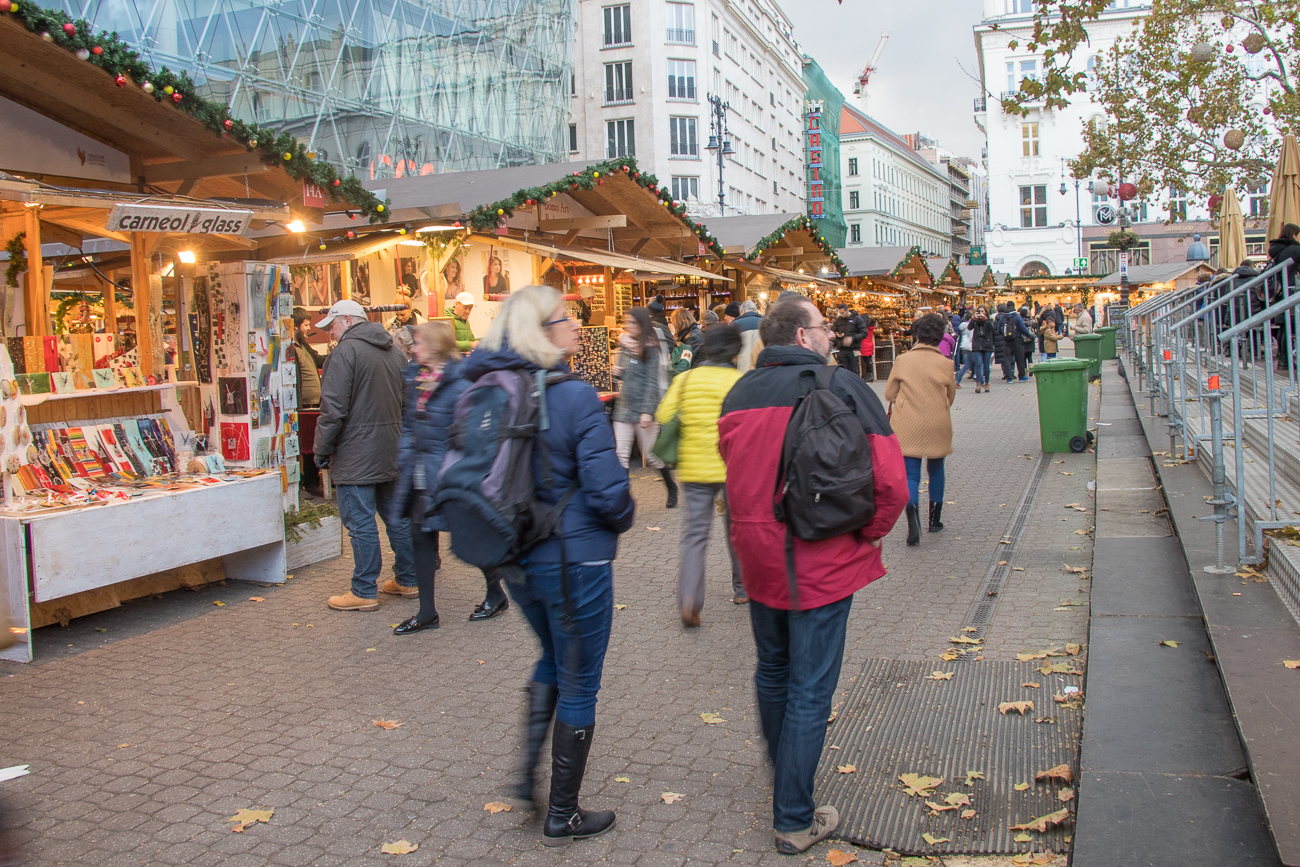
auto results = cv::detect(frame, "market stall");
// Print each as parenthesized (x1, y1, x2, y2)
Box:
(836, 246, 938, 373)
(698, 213, 846, 306)
(0, 9, 383, 660)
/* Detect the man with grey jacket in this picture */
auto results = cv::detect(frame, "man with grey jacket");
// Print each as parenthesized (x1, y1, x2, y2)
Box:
(314, 299, 417, 611)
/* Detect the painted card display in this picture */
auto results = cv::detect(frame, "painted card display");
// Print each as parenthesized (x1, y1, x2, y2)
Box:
(92, 368, 116, 389)
(220, 421, 250, 461)
(218, 376, 248, 415)
(50, 371, 74, 394)
(16, 373, 50, 395)
(22, 337, 45, 373)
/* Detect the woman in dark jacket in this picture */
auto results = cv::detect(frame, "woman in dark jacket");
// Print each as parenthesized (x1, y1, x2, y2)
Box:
(613, 307, 677, 507)
(464, 285, 634, 847)
(385, 321, 481, 634)
(672, 307, 705, 368)
(968, 306, 997, 392)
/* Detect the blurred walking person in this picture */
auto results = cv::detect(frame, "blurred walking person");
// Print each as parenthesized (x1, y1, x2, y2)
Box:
(613, 307, 677, 507)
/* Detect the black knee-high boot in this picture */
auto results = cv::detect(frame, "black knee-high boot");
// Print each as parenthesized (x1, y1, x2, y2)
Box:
(543, 722, 616, 846)
(929, 502, 944, 532)
(906, 503, 921, 546)
(512, 681, 558, 806)
(660, 467, 678, 509)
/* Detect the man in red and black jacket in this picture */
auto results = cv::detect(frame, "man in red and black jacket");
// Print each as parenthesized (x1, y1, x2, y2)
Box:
(718, 294, 907, 854)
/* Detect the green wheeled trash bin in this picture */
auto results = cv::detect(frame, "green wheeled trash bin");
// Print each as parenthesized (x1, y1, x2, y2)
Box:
(1072, 333, 1104, 381)
(1095, 326, 1118, 360)
(1030, 358, 1093, 453)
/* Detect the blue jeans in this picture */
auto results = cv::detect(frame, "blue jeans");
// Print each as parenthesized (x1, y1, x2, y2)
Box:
(972, 350, 992, 385)
(508, 562, 614, 727)
(335, 482, 416, 598)
(905, 456, 945, 506)
(750, 595, 853, 832)
(956, 353, 976, 384)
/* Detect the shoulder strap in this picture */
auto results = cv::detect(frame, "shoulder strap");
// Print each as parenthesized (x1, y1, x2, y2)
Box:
(814, 364, 836, 391)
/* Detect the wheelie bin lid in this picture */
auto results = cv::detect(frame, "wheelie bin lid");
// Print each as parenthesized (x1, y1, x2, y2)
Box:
(1030, 358, 1092, 375)
(1072, 333, 1103, 342)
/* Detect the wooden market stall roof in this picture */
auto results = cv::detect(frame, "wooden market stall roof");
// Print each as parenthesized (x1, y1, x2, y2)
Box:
(956, 264, 998, 289)
(927, 258, 959, 286)
(699, 213, 847, 275)
(1091, 262, 1214, 289)
(267, 232, 405, 266)
(731, 260, 841, 288)
(0, 12, 383, 221)
(837, 246, 935, 286)
(485, 235, 732, 283)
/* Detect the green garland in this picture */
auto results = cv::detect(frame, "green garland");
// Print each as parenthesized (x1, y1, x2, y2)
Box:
(464, 157, 727, 259)
(4, 233, 24, 288)
(882, 246, 935, 285)
(2, 2, 389, 222)
(745, 214, 847, 276)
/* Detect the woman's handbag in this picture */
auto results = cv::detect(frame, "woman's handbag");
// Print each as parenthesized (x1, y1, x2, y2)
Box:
(651, 371, 691, 467)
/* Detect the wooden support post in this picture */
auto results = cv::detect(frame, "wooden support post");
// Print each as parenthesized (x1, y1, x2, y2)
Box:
(130, 233, 155, 380)
(603, 267, 615, 325)
(23, 207, 44, 336)
(103, 270, 118, 335)
(340, 261, 353, 300)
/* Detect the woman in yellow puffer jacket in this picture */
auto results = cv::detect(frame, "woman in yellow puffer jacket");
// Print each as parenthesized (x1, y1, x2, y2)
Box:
(655, 324, 746, 627)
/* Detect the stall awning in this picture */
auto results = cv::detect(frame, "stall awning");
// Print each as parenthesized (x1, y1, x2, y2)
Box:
(926, 287, 960, 298)
(485, 235, 732, 282)
(268, 233, 406, 264)
(731, 260, 840, 288)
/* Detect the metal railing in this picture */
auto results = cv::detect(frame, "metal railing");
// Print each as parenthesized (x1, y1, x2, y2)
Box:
(1122, 262, 1300, 567)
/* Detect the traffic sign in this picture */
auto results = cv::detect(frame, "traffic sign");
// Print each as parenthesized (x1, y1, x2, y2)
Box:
(1073, 257, 1089, 270)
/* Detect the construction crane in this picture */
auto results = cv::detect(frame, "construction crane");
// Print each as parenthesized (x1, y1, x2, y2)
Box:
(853, 32, 889, 96)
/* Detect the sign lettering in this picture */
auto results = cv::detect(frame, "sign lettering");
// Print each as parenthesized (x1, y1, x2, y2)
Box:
(105, 204, 254, 235)
(302, 181, 326, 209)
(804, 102, 824, 220)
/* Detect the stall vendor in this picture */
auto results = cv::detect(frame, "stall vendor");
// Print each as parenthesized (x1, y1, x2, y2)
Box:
(450, 291, 479, 352)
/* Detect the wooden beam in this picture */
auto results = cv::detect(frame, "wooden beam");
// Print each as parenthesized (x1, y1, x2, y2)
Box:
(130, 233, 155, 379)
(142, 154, 273, 184)
(22, 206, 44, 336)
(603, 266, 615, 325)
(37, 220, 82, 249)
(340, 261, 353, 300)
(562, 230, 582, 246)
(39, 213, 130, 244)
(628, 237, 650, 256)
(539, 215, 628, 231)
(611, 226, 695, 241)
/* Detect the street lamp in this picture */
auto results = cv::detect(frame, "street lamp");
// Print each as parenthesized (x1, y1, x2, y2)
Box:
(705, 94, 734, 216)
(1060, 158, 1083, 271)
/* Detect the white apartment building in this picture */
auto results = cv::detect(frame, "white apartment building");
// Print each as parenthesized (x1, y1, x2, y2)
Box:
(568, 0, 807, 217)
(840, 104, 952, 257)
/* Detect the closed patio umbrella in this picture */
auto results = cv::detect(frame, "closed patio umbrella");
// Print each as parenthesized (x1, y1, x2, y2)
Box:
(1219, 188, 1248, 270)
(1268, 133, 1300, 241)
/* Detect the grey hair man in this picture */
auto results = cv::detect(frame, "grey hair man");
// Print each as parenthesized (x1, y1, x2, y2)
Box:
(734, 298, 764, 373)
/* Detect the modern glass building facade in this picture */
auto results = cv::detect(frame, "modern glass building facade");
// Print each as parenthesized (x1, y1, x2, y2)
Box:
(39, 0, 574, 178)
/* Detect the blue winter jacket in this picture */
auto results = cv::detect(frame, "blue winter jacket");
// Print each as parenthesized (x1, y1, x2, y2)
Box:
(388, 357, 470, 532)
(460, 342, 635, 563)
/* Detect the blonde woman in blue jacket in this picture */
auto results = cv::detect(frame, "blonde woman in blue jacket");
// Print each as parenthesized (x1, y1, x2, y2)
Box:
(656, 324, 745, 626)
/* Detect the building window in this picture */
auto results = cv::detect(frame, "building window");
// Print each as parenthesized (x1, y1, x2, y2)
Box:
(1021, 122, 1039, 156)
(671, 176, 699, 201)
(850, 223, 862, 243)
(848, 157, 858, 176)
(666, 2, 694, 44)
(603, 4, 631, 46)
(667, 59, 696, 100)
(711, 13, 720, 56)
(604, 61, 633, 104)
(849, 191, 860, 209)
(1168, 186, 1187, 221)
(669, 116, 698, 157)
(1020, 184, 1047, 227)
(568, 124, 578, 153)
(570, 73, 576, 97)
(1251, 191, 1269, 217)
(355, 141, 371, 170)
(607, 119, 635, 158)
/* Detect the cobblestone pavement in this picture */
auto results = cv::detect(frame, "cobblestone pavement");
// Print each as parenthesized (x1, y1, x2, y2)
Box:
(0, 374, 1097, 867)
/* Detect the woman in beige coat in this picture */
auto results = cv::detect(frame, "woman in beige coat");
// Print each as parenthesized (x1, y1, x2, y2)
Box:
(885, 313, 956, 546)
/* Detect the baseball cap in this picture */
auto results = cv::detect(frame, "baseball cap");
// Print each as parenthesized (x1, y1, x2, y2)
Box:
(455, 291, 476, 306)
(315, 298, 368, 329)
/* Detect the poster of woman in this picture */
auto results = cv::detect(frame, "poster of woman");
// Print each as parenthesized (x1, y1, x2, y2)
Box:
(482, 248, 510, 300)
(440, 255, 464, 315)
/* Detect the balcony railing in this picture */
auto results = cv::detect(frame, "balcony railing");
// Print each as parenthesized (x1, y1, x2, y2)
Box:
(973, 96, 987, 112)
(666, 28, 695, 44)
(667, 84, 697, 101)
(604, 89, 634, 106)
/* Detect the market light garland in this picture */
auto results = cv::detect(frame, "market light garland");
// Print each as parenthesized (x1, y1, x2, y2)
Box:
(746, 214, 846, 276)
(1, 3, 389, 223)
(463, 157, 727, 259)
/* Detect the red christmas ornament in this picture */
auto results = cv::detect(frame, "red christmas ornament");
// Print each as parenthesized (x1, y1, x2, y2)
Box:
(63, 23, 76, 35)
(332, 179, 341, 186)
(1265, 106, 1273, 115)
(0, 2, 13, 13)
(1118, 182, 1138, 200)
(223, 119, 234, 131)
(598, 179, 604, 185)
(114, 74, 126, 87)
(622, 165, 629, 172)
(1226, 44, 1235, 53)
(346, 230, 356, 239)
(91, 45, 102, 55)
(1208, 193, 1224, 211)
(172, 91, 183, 103)
(453, 221, 461, 228)
(571, 184, 578, 190)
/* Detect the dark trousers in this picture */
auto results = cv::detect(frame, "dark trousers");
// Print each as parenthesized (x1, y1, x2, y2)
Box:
(1014, 340, 1030, 379)
(750, 594, 853, 832)
(508, 562, 614, 727)
(998, 346, 1014, 380)
(835, 348, 860, 376)
(411, 530, 504, 621)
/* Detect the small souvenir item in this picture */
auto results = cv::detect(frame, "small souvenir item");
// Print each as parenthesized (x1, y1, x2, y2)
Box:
(1, 380, 10, 399)
(25, 445, 36, 464)
(92, 369, 116, 389)
(21, 429, 30, 446)
(5, 455, 18, 473)
(0, 406, 7, 427)
(12, 427, 21, 446)
(51, 372, 75, 394)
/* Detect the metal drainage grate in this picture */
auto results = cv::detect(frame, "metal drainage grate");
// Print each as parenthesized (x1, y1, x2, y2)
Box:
(962, 454, 1050, 640)
(816, 658, 1079, 856)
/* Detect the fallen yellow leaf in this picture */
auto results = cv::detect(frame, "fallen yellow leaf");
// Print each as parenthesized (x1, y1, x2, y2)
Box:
(1017, 650, 1049, 661)
(944, 792, 972, 807)
(921, 833, 950, 846)
(1159, 640, 1180, 648)
(927, 671, 955, 681)
(614, 604, 628, 610)
(1059, 471, 1074, 476)
(826, 849, 858, 867)
(1037, 662, 1082, 676)
(647, 526, 661, 531)
(1065, 643, 1082, 655)
(661, 792, 685, 804)
(1035, 764, 1074, 785)
(117, 743, 129, 748)
(961, 626, 978, 633)
(614, 776, 630, 783)
(837, 764, 857, 774)
(483, 802, 512, 814)
(1010, 808, 1071, 833)
(1022, 682, 1041, 689)
(1015, 832, 1033, 843)
(1014, 782, 1030, 791)
(229, 808, 273, 833)
(939, 650, 961, 661)
(248, 596, 265, 602)
(381, 840, 418, 855)
(1283, 660, 1300, 669)
(213, 601, 226, 607)
(365, 648, 376, 652)
(899, 773, 944, 797)
(964, 770, 984, 786)
(950, 635, 983, 645)
(373, 720, 404, 730)
(700, 712, 726, 725)
(961, 809, 977, 819)
(1058, 787, 1075, 803)
(999, 701, 1034, 715)
(925, 800, 956, 812)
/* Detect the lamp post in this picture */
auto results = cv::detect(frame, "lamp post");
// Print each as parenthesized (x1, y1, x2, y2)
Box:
(705, 93, 734, 217)
(1059, 159, 1083, 269)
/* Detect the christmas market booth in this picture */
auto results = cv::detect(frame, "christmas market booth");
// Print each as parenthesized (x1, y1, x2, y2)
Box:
(0, 7, 386, 661)
(1090, 262, 1215, 320)
(998, 273, 1107, 318)
(955, 264, 1000, 302)
(270, 157, 731, 396)
(697, 213, 847, 304)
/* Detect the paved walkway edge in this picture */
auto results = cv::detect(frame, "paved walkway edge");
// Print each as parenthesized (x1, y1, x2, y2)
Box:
(1072, 360, 1281, 867)
(1122, 360, 1300, 867)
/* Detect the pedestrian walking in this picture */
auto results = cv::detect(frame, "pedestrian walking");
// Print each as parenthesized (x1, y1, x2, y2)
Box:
(1012, 306, 1035, 381)
(832, 303, 868, 377)
(993, 303, 1013, 382)
(613, 307, 677, 508)
(315, 299, 417, 611)
(385, 321, 490, 633)
(885, 313, 956, 546)
(1038, 312, 1060, 360)
(672, 307, 705, 369)
(718, 294, 907, 855)
(646, 296, 675, 391)
(954, 313, 975, 387)
(734, 299, 763, 373)
(464, 285, 635, 846)
(655, 324, 745, 627)
(965, 306, 996, 392)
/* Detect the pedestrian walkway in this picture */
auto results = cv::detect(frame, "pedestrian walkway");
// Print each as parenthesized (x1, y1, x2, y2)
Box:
(0, 376, 1091, 867)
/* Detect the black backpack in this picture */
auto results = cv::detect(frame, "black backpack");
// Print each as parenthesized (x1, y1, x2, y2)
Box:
(1001, 313, 1020, 342)
(434, 369, 577, 569)
(772, 366, 876, 609)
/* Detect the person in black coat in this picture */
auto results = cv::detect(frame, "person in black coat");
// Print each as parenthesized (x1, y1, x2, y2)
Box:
(1268, 224, 1300, 276)
(992, 303, 1012, 381)
(968, 306, 997, 391)
(672, 307, 705, 367)
(832, 303, 869, 377)
(385, 321, 480, 634)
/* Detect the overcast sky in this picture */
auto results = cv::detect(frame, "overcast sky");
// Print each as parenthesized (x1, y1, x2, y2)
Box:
(783, 0, 987, 160)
